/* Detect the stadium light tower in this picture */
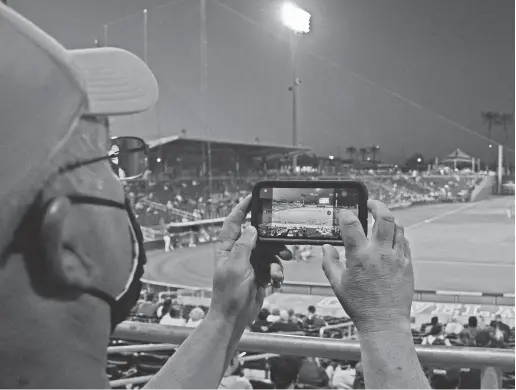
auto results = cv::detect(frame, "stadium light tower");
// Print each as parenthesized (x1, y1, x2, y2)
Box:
(281, 2, 311, 174)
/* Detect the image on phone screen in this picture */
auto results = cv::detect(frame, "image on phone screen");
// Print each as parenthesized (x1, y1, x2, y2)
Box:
(257, 187, 359, 240)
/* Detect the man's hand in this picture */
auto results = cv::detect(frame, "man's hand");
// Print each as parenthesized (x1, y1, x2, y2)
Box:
(321, 199, 414, 334)
(145, 196, 291, 389)
(209, 195, 291, 329)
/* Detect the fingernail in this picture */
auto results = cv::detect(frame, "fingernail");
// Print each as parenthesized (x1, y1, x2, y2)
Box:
(338, 210, 356, 224)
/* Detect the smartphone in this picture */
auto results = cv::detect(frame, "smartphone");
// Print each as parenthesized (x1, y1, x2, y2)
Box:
(251, 180, 368, 246)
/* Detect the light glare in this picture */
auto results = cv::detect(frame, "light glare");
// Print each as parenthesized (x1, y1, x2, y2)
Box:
(281, 2, 311, 34)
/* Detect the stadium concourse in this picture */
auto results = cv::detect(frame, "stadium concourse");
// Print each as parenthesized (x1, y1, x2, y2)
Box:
(142, 196, 515, 328)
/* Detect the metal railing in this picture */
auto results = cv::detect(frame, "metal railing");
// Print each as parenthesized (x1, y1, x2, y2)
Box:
(112, 322, 515, 370)
(140, 198, 196, 220)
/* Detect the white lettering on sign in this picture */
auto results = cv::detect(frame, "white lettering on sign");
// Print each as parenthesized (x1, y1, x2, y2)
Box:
(430, 304, 463, 317)
(306, 297, 514, 320)
(461, 305, 483, 317)
(411, 302, 435, 315)
(494, 307, 516, 318)
(461, 305, 492, 319)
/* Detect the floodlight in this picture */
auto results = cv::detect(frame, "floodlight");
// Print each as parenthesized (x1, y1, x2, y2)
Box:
(281, 2, 311, 34)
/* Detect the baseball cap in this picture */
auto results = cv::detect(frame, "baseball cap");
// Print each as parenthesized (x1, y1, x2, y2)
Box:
(0, 3, 158, 253)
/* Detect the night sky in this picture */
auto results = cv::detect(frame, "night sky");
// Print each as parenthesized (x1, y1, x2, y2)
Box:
(11, 0, 515, 163)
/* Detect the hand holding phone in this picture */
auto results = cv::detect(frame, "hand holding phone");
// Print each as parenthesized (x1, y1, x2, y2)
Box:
(251, 180, 368, 246)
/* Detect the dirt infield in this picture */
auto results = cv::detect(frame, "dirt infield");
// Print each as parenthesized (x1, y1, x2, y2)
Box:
(144, 197, 515, 294)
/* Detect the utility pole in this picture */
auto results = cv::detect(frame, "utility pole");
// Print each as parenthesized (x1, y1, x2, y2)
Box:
(200, 0, 211, 199)
(289, 32, 300, 174)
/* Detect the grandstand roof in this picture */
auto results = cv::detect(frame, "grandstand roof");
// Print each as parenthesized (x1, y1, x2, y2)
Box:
(146, 134, 311, 158)
(442, 148, 474, 163)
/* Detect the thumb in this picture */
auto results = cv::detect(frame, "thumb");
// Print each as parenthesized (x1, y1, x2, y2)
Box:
(233, 225, 257, 259)
(322, 244, 343, 287)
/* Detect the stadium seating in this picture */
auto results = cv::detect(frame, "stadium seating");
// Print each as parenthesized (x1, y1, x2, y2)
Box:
(111, 298, 515, 389)
(127, 171, 483, 235)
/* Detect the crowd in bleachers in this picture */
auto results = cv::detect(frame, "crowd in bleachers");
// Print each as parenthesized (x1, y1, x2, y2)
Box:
(125, 169, 483, 233)
(109, 293, 515, 389)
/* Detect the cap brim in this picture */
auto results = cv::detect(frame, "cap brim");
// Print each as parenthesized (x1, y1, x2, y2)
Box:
(69, 48, 159, 117)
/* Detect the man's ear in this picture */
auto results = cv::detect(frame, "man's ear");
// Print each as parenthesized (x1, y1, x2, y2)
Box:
(40, 197, 95, 290)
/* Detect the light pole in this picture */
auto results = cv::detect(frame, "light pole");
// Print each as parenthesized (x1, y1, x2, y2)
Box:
(281, 2, 311, 174)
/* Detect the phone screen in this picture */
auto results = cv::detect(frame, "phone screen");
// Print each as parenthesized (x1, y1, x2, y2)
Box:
(257, 187, 359, 240)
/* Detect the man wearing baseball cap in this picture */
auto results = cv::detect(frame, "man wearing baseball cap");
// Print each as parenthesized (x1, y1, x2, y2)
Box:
(0, 2, 158, 387)
(0, 3, 291, 388)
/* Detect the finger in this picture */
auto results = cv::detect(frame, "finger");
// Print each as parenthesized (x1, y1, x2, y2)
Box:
(322, 244, 344, 287)
(393, 222, 405, 251)
(270, 256, 284, 288)
(232, 225, 257, 261)
(368, 199, 395, 246)
(218, 195, 252, 251)
(338, 209, 368, 254)
(403, 237, 412, 261)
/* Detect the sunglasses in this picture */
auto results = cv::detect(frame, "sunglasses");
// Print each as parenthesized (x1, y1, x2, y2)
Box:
(58, 136, 149, 181)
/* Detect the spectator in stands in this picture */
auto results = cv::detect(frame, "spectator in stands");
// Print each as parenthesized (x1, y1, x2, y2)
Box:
(267, 307, 281, 323)
(490, 314, 511, 343)
(1, 6, 292, 388)
(251, 308, 271, 333)
(298, 357, 330, 388)
(421, 325, 452, 346)
(352, 361, 365, 389)
(460, 316, 479, 346)
(422, 316, 440, 335)
(268, 310, 301, 333)
(156, 299, 172, 320)
(444, 316, 463, 336)
(269, 356, 303, 389)
(218, 351, 252, 389)
(321, 359, 335, 382)
(477, 315, 487, 330)
(160, 306, 186, 326)
(138, 295, 161, 318)
(0, 5, 159, 387)
(288, 308, 303, 326)
(303, 305, 326, 329)
(476, 327, 504, 349)
(331, 361, 358, 389)
(185, 307, 206, 328)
